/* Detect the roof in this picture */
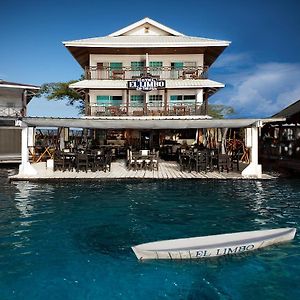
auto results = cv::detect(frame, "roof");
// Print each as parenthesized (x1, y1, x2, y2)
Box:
(63, 35, 230, 48)
(63, 17, 230, 68)
(108, 17, 184, 37)
(17, 116, 284, 130)
(0, 80, 40, 90)
(273, 99, 300, 118)
(69, 79, 225, 89)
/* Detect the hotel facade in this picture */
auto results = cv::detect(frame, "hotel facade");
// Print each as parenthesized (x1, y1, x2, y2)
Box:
(14, 18, 281, 178)
(65, 18, 228, 149)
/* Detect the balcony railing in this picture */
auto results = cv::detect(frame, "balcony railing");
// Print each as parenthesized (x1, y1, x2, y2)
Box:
(0, 106, 23, 117)
(89, 101, 205, 117)
(85, 66, 209, 80)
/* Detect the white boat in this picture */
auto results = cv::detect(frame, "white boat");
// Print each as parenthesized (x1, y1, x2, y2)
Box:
(132, 228, 296, 260)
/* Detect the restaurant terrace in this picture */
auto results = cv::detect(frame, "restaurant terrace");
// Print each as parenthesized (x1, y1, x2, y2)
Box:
(8, 115, 284, 181)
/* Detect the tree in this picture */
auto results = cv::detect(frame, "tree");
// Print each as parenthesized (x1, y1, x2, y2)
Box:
(208, 104, 234, 119)
(37, 77, 85, 114)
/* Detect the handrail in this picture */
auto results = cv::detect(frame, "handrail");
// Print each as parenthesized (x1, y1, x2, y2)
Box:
(85, 65, 209, 80)
(89, 103, 205, 117)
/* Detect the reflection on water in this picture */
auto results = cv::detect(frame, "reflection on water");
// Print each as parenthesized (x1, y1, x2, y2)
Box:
(0, 177, 299, 299)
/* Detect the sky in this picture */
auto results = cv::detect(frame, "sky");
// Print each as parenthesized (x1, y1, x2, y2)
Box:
(1, 0, 300, 118)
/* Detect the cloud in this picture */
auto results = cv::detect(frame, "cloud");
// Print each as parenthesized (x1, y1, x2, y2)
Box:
(213, 52, 252, 69)
(212, 62, 300, 117)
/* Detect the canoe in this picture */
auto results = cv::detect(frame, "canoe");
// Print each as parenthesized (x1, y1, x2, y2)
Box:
(132, 227, 296, 260)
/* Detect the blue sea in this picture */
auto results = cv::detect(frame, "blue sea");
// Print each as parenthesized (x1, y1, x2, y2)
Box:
(0, 174, 299, 299)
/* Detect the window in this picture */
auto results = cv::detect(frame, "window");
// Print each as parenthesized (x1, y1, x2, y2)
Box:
(171, 62, 184, 69)
(149, 61, 163, 68)
(170, 95, 182, 101)
(184, 61, 197, 67)
(96, 96, 122, 106)
(131, 61, 145, 71)
(131, 61, 145, 78)
(131, 95, 144, 107)
(170, 95, 196, 105)
(149, 95, 163, 107)
(110, 62, 123, 70)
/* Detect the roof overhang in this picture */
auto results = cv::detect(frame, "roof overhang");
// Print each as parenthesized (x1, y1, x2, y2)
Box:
(63, 45, 229, 69)
(69, 79, 225, 89)
(17, 116, 285, 130)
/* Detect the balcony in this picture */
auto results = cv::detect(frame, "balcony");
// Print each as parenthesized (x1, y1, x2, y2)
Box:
(89, 101, 206, 117)
(0, 106, 24, 117)
(85, 66, 208, 80)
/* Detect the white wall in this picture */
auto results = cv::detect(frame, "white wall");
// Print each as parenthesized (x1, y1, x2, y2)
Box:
(90, 54, 204, 67)
(89, 88, 203, 106)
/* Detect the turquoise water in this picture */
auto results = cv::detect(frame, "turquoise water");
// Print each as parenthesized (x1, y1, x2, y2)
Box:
(0, 178, 299, 299)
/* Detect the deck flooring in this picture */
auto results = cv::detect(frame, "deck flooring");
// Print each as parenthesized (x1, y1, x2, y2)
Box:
(10, 160, 276, 181)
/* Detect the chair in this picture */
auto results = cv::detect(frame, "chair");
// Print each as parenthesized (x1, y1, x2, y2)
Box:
(179, 153, 190, 172)
(127, 150, 136, 170)
(93, 154, 106, 172)
(76, 153, 88, 172)
(54, 151, 64, 171)
(195, 151, 208, 172)
(151, 151, 159, 171)
(62, 153, 74, 172)
(218, 154, 230, 172)
(105, 153, 112, 172)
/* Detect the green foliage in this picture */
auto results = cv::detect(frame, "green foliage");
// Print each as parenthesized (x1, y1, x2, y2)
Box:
(208, 104, 235, 119)
(37, 77, 85, 114)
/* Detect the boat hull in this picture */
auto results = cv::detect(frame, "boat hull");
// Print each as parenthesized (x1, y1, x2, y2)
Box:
(132, 228, 296, 260)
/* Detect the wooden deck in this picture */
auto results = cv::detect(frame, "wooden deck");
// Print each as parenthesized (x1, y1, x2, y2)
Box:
(10, 160, 276, 181)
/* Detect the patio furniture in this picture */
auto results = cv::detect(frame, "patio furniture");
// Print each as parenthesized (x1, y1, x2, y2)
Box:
(76, 153, 89, 172)
(218, 154, 230, 172)
(54, 151, 64, 171)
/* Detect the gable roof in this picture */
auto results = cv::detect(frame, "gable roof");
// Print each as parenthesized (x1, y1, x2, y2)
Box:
(108, 17, 184, 37)
(63, 17, 231, 68)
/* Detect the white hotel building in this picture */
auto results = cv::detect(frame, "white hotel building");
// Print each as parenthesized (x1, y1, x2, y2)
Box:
(14, 18, 281, 178)
(66, 17, 228, 119)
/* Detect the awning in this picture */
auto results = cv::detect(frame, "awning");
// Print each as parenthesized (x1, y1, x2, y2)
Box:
(19, 116, 286, 130)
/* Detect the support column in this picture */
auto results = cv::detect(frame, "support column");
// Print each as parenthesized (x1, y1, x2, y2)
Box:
(164, 89, 168, 114)
(21, 90, 27, 116)
(84, 89, 90, 116)
(18, 123, 37, 176)
(242, 123, 262, 178)
(59, 127, 65, 150)
(196, 89, 203, 115)
(126, 89, 130, 115)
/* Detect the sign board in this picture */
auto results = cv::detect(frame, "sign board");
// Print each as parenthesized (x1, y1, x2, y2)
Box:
(128, 77, 166, 92)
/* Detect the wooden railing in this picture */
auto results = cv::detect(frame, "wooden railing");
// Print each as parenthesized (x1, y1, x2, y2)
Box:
(0, 106, 23, 117)
(85, 65, 209, 80)
(89, 102, 205, 117)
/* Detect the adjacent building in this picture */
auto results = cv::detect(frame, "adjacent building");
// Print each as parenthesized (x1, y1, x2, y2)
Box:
(0, 80, 39, 163)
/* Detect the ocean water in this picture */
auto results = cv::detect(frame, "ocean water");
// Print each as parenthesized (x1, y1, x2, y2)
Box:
(0, 176, 299, 300)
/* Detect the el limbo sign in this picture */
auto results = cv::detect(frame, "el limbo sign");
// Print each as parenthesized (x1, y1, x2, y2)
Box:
(195, 244, 255, 258)
(128, 77, 166, 92)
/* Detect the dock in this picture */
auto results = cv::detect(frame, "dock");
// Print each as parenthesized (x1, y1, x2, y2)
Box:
(10, 160, 276, 181)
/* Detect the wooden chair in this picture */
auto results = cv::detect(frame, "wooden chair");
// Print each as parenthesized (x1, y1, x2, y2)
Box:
(76, 153, 88, 172)
(195, 151, 208, 173)
(218, 154, 230, 172)
(54, 151, 64, 171)
(151, 151, 159, 171)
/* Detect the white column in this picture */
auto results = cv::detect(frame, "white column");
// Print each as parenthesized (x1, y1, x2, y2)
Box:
(59, 127, 65, 150)
(18, 123, 37, 176)
(242, 123, 262, 178)
(145, 53, 149, 67)
(196, 89, 203, 104)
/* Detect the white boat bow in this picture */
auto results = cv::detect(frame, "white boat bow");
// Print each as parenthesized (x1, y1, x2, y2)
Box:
(132, 228, 296, 260)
